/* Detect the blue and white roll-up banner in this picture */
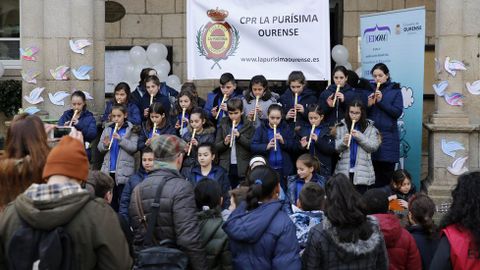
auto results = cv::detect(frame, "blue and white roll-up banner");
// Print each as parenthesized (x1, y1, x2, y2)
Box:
(360, 7, 425, 189)
(186, 0, 331, 80)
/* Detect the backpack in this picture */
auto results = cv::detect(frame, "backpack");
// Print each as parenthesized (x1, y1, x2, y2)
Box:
(133, 176, 189, 270)
(7, 219, 74, 270)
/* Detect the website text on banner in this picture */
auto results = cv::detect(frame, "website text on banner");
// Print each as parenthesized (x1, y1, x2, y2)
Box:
(186, 0, 330, 80)
(360, 7, 425, 189)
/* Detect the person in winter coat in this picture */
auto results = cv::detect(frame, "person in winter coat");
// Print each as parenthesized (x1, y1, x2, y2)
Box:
(138, 75, 172, 121)
(214, 98, 254, 188)
(97, 104, 138, 211)
(129, 135, 208, 270)
(334, 100, 381, 194)
(279, 71, 318, 129)
(243, 75, 277, 128)
(367, 63, 403, 188)
(0, 135, 132, 269)
(298, 104, 336, 177)
(185, 143, 231, 209)
(363, 188, 422, 270)
(320, 65, 364, 126)
(58, 90, 97, 160)
(223, 165, 301, 270)
(118, 147, 154, 222)
(102, 82, 141, 126)
(131, 67, 157, 110)
(194, 179, 232, 270)
(302, 173, 388, 269)
(137, 102, 176, 151)
(204, 72, 244, 124)
(430, 171, 480, 270)
(289, 182, 325, 251)
(407, 193, 439, 270)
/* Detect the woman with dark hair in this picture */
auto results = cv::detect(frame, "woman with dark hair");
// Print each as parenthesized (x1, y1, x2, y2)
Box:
(430, 171, 480, 270)
(302, 173, 388, 269)
(368, 63, 403, 188)
(334, 100, 381, 193)
(222, 165, 301, 269)
(102, 82, 142, 125)
(407, 193, 439, 270)
(0, 113, 51, 208)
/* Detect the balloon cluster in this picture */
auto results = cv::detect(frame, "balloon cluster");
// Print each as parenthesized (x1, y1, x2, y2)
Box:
(124, 43, 181, 92)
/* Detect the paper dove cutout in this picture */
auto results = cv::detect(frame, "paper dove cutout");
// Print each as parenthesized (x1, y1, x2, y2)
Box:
(434, 58, 442, 74)
(20, 46, 40, 61)
(447, 156, 468, 176)
(432, 81, 448, 97)
(69, 39, 92, 55)
(48, 91, 70, 106)
(466, 80, 480, 95)
(24, 87, 45, 105)
(444, 92, 464, 106)
(441, 139, 465, 158)
(23, 106, 40, 115)
(21, 69, 41, 84)
(50, 65, 69, 80)
(72, 65, 93, 80)
(444, 57, 466, 77)
(82, 91, 94, 100)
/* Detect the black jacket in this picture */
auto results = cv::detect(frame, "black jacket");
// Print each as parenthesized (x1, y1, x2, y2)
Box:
(407, 225, 439, 270)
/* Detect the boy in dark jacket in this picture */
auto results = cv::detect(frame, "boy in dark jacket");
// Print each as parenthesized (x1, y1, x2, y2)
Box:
(363, 188, 422, 270)
(204, 73, 244, 123)
(194, 179, 232, 270)
(214, 98, 254, 188)
(119, 147, 154, 222)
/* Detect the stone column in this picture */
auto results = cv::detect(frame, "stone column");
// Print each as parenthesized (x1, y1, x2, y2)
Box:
(425, 0, 478, 205)
(21, 0, 105, 119)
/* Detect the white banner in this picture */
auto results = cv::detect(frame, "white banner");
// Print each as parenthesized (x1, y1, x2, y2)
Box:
(186, 0, 331, 80)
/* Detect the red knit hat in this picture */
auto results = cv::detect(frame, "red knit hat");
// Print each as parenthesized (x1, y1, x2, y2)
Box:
(42, 136, 89, 182)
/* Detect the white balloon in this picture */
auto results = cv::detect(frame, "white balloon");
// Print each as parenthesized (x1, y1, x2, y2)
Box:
(154, 67, 168, 82)
(153, 59, 171, 75)
(0, 62, 4, 78)
(343, 62, 353, 70)
(170, 83, 182, 92)
(355, 66, 362, 77)
(124, 62, 137, 83)
(129, 46, 147, 65)
(166, 75, 181, 88)
(331, 45, 349, 64)
(147, 43, 168, 65)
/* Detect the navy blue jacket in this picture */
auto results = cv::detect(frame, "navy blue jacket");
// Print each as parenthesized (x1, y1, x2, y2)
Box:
(185, 165, 231, 209)
(279, 88, 317, 128)
(251, 120, 295, 177)
(204, 88, 244, 122)
(223, 201, 301, 270)
(407, 225, 439, 270)
(101, 100, 141, 125)
(319, 84, 367, 126)
(137, 121, 176, 151)
(297, 124, 336, 177)
(138, 91, 172, 122)
(283, 174, 326, 215)
(119, 168, 148, 222)
(367, 81, 403, 163)
(58, 109, 97, 142)
(131, 83, 177, 113)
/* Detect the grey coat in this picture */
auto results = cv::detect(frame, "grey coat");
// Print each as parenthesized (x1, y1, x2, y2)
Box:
(98, 122, 138, 185)
(334, 119, 380, 186)
(129, 168, 208, 270)
(242, 93, 277, 128)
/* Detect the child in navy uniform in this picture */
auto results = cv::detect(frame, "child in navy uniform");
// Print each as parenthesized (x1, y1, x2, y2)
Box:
(138, 75, 172, 121)
(138, 102, 175, 151)
(102, 82, 141, 126)
(214, 98, 254, 188)
(98, 104, 138, 211)
(58, 90, 97, 160)
(205, 73, 244, 124)
(298, 105, 336, 178)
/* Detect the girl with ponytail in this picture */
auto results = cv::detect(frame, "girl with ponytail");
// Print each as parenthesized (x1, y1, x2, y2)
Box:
(407, 194, 439, 270)
(222, 165, 301, 269)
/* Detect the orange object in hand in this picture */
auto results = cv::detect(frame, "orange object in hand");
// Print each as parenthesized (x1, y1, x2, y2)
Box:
(389, 199, 404, 211)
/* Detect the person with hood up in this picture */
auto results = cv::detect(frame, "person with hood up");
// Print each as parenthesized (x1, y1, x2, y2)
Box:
(302, 173, 388, 269)
(223, 165, 301, 269)
(362, 188, 421, 270)
(0, 131, 132, 269)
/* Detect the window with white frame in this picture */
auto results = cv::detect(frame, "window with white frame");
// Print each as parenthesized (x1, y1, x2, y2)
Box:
(0, 0, 20, 67)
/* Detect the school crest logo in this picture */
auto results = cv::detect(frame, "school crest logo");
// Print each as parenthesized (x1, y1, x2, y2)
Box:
(196, 7, 240, 69)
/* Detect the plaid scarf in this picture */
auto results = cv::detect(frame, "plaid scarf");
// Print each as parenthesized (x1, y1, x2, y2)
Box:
(25, 182, 86, 201)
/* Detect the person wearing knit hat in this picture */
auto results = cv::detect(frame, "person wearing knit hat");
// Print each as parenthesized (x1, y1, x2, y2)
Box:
(42, 136, 89, 182)
(129, 133, 208, 269)
(0, 131, 133, 269)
